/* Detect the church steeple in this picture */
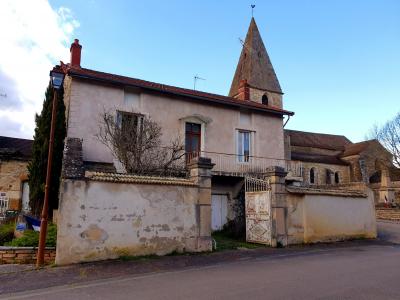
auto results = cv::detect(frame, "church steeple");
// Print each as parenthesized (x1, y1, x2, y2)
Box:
(229, 18, 283, 107)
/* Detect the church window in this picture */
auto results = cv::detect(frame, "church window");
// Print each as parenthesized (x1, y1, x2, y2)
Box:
(326, 169, 332, 184)
(335, 172, 340, 184)
(262, 94, 268, 105)
(310, 168, 316, 184)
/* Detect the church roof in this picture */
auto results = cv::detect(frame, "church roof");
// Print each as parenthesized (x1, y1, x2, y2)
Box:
(285, 129, 352, 151)
(229, 18, 282, 97)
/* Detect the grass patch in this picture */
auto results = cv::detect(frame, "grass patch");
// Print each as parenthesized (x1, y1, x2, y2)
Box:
(212, 230, 265, 251)
(5, 223, 57, 247)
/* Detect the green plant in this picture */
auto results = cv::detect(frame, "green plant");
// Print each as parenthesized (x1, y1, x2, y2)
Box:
(0, 223, 15, 246)
(28, 82, 66, 217)
(212, 230, 264, 251)
(5, 224, 57, 247)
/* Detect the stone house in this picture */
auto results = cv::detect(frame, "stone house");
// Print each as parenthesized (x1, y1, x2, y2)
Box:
(0, 136, 32, 214)
(56, 17, 303, 232)
(53, 18, 379, 264)
(285, 130, 400, 204)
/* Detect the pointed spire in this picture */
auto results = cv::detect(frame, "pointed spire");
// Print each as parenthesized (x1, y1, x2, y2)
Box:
(229, 18, 282, 97)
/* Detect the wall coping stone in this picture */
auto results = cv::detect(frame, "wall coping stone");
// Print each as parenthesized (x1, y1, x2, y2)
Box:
(286, 186, 367, 198)
(85, 171, 197, 186)
(0, 247, 56, 250)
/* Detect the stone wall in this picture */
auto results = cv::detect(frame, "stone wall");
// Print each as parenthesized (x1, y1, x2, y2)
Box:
(301, 162, 350, 185)
(0, 160, 29, 210)
(56, 158, 214, 265)
(286, 186, 377, 244)
(0, 247, 55, 264)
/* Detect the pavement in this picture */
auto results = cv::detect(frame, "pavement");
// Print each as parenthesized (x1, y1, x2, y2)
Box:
(1, 220, 400, 299)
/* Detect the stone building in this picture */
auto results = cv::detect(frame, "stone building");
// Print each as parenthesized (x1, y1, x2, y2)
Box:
(285, 130, 400, 204)
(0, 136, 32, 213)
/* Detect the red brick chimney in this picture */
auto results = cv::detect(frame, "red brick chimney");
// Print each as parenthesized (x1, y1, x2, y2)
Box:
(70, 39, 82, 67)
(236, 79, 250, 101)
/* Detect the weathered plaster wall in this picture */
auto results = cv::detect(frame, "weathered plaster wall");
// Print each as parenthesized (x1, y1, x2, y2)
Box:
(286, 190, 377, 244)
(56, 178, 208, 265)
(64, 79, 285, 164)
(0, 160, 28, 210)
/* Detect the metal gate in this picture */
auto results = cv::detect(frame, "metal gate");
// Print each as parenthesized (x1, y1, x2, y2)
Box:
(245, 177, 272, 245)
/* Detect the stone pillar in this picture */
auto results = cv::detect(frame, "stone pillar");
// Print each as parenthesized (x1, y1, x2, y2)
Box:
(61, 138, 84, 179)
(188, 157, 214, 252)
(379, 169, 394, 204)
(265, 166, 288, 247)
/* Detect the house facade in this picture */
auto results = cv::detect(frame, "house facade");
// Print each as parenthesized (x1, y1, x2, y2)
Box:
(58, 18, 303, 231)
(0, 136, 32, 215)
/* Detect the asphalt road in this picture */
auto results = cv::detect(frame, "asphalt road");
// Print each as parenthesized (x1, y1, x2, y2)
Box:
(2, 221, 400, 300)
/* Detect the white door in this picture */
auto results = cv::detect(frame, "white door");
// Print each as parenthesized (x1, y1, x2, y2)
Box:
(21, 182, 30, 212)
(211, 194, 228, 231)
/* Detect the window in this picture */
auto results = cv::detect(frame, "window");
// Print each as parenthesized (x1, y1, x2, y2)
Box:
(335, 172, 340, 184)
(326, 169, 332, 184)
(237, 130, 251, 162)
(116, 111, 144, 142)
(262, 94, 268, 105)
(310, 168, 316, 184)
(185, 123, 201, 156)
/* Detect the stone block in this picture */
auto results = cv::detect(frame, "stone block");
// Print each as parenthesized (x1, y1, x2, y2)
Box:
(198, 187, 211, 205)
(196, 237, 212, 252)
(199, 205, 211, 237)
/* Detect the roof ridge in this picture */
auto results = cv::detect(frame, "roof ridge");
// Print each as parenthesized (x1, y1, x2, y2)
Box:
(285, 129, 351, 139)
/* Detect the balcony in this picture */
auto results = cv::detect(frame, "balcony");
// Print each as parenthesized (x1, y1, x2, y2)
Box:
(186, 151, 303, 178)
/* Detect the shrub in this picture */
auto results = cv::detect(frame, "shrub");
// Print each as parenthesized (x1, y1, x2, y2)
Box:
(0, 223, 15, 245)
(5, 224, 57, 247)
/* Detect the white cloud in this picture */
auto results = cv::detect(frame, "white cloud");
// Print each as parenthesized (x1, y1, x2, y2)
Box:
(0, 0, 79, 139)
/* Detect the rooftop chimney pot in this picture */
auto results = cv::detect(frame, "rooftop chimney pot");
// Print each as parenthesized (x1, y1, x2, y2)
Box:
(70, 39, 82, 67)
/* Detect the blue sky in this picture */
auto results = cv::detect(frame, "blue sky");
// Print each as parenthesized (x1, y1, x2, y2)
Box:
(1, 1, 399, 141)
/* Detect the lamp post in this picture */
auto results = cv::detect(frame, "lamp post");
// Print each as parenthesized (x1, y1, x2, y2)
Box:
(36, 69, 65, 267)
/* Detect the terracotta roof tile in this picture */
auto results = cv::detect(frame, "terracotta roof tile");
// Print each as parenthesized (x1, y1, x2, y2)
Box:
(291, 152, 348, 165)
(341, 140, 376, 157)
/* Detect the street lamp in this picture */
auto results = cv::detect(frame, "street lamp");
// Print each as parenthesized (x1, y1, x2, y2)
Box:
(36, 68, 65, 267)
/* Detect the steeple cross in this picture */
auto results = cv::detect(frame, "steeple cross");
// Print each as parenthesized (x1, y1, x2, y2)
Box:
(251, 4, 255, 17)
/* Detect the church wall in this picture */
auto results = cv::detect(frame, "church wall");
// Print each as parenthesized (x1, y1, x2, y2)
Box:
(301, 162, 350, 185)
(65, 79, 285, 165)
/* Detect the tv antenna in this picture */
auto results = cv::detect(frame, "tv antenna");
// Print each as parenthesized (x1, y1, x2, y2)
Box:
(193, 74, 205, 90)
(251, 4, 255, 17)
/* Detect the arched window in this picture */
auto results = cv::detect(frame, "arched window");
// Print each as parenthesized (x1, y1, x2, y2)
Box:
(310, 168, 316, 184)
(335, 172, 340, 184)
(326, 169, 332, 184)
(262, 94, 268, 105)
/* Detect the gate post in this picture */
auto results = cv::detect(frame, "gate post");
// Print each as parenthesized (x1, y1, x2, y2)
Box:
(188, 157, 215, 251)
(265, 166, 288, 247)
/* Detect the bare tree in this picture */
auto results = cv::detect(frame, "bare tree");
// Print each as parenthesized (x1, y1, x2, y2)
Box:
(368, 112, 400, 168)
(96, 110, 186, 176)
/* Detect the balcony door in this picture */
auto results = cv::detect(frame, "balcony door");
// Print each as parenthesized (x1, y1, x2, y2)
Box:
(185, 122, 201, 160)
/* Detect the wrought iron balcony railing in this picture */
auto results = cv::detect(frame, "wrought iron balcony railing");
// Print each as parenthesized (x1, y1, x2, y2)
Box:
(186, 151, 303, 177)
